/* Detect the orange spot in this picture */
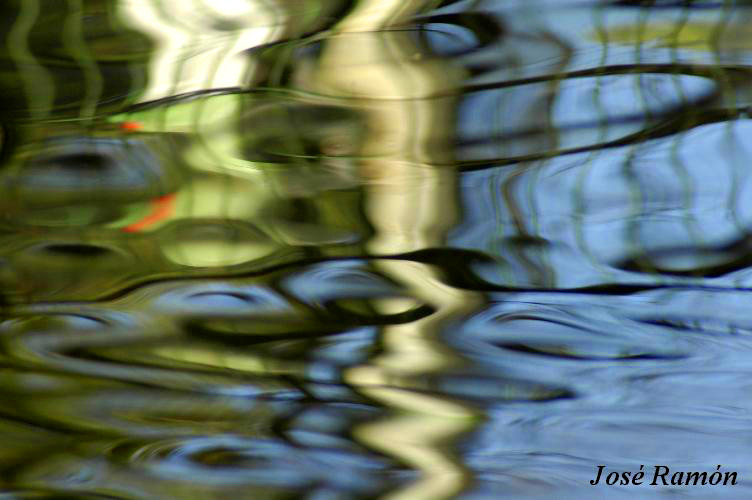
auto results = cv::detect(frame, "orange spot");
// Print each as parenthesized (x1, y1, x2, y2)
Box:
(120, 121, 143, 132)
(123, 194, 176, 232)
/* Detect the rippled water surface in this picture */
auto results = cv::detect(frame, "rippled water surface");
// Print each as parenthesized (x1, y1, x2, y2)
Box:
(3, 0, 752, 498)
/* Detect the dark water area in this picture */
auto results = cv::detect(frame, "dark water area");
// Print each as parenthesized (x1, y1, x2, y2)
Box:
(2, 0, 752, 498)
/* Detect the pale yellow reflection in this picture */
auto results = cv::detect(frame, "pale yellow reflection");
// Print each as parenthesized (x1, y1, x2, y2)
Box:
(347, 263, 482, 500)
(312, 1, 484, 499)
(117, 0, 279, 102)
(161, 238, 277, 267)
(153, 346, 299, 374)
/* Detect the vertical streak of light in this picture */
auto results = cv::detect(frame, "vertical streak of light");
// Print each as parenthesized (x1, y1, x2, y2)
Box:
(152, 0, 197, 133)
(666, 3, 704, 260)
(525, 29, 572, 288)
(64, 0, 104, 122)
(501, 166, 543, 285)
(489, 45, 516, 286)
(7, 0, 55, 121)
(152, 0, 197, 223)
(710, 0, 734, 100)
(107, 0, 146, 108)
(573, 2, 614, 284)
(623, 6, 660, 281)
(715, 0, 747, 291)
(194, 0, 239, 225)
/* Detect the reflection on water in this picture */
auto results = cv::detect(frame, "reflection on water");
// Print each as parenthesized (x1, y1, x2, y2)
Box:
(2, 0, 752, 498)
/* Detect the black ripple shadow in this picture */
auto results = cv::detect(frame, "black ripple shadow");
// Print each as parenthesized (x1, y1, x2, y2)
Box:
(40, 243, 114, 258)
(498, 342, 687, 361)
(412, 11, 507, 57)
(12, 136, 182, 203)
(236, 8, 734, 173)
(449, 67, 745, 170)
(448, 308, 688, 375)
(181, 303, 435, 347)
(23, 242, 714, 307)
(614, 232, 752, 278)
(114, 56, 741, 176)
(410, 373, 577, 404)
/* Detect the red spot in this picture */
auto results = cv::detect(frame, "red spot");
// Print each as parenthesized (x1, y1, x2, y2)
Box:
(120, 121, 143, 132)
(123, 194, 176, 233)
